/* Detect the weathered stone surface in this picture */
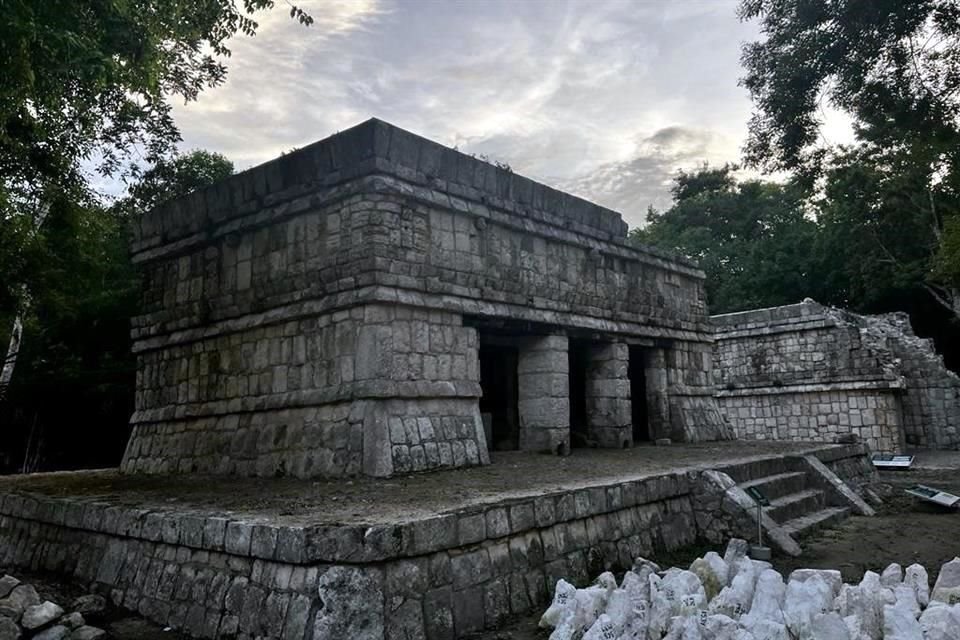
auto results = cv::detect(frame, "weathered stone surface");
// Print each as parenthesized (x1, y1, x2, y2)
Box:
(60, 613, 84, 630)
(0, 578, 19, 601)
(313, 566, 383, 640)
(32, 626, 68, 640)
(22, 601, 65, 630)
(714, 299, 960, 452)
(0, 585, 40, 622)
(932, 558, 960, 604)
(67, 626, 106, 640)
(120, 119, 726, 480)
(0, 617, 19, 640)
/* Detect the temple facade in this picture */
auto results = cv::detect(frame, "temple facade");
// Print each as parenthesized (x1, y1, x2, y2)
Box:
(122, 119, 731, 478)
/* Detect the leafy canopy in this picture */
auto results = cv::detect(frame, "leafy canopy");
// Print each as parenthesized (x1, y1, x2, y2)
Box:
(117, 150, 235, 216)
(0, 0, 310, 209)
(740, 0, 960, 177)
(740, 0, 960, 317)
(630, 165, 820, 314)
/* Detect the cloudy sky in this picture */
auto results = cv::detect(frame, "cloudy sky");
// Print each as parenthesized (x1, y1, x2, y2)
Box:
(172, 0, 772, 228)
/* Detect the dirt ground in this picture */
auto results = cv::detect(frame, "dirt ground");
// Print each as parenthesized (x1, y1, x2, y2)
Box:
(475, 454, 960, 639)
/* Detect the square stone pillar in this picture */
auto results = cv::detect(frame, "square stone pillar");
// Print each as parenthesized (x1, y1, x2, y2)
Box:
(518, 335, 570, 454)
(585, 342, 632, 448)
(645, 347, 671, 441)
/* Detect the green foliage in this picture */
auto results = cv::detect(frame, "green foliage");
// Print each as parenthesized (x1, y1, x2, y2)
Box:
(1, 150, 235, 472)
(0, 0, 309, 181)
(740, 0, 960, 177)
(741, 0, 960, 317)
(0, 0, 308, 308)
(934, 215, 960, 283)
(630, 165, 820, 313)
(1, 194, 139, 471)
(116, 150, 235, 215)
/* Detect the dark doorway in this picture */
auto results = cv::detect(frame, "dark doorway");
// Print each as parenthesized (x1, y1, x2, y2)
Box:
(479, 343, 519, 450)
(629, 346, 650, 442)
(568, 340, 590, 447)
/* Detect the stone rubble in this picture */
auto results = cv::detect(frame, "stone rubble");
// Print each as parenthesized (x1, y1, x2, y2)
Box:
(539, 540, 960, 640)
(0, 574, 104, 640)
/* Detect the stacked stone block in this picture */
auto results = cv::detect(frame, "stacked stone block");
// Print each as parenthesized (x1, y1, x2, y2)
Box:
(517, 335, 570, 454)
(125, 118, 728, 479)
(0, 445, 872, 639)
(665, 341, 734, 442)
(717, 387, 904, 453)
(712, 299, 960, 452)
(584, 343, 632, 448)
(852, 311, 960, 449)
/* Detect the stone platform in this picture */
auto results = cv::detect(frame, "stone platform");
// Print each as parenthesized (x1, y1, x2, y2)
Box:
(0, 442, 876, 639)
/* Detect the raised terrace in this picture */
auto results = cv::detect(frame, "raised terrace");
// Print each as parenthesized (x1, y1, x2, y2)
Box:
(123, 118, 730, 480)
(0, 442, 875, 640)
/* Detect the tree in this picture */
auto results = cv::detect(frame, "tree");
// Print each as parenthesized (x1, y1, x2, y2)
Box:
(0, 0, 310, 306)
(631, 165, 821, 314)
(740, 0, 960, 318)
(116, 150, 235, 215)
(0, 0, 303, 405)
(1, 149, 235, 472)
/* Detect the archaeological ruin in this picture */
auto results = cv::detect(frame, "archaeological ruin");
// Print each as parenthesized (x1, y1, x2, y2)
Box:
(0, 121, 902, 640)
(713, 300, 960, 453)
(122, 118, 731, 479)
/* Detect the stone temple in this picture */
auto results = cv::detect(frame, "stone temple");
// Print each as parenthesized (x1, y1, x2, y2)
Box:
(122, 118, 731, 479)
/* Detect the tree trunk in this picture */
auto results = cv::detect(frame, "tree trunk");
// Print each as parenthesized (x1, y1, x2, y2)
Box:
(0, 314, 23, 402)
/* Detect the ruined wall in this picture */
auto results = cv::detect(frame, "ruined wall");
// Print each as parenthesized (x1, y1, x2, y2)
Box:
(126, 119, 727, 478)
(713, 300, 960, 452)
(845, 311, 960, 449)
(712, 301, 905, 453)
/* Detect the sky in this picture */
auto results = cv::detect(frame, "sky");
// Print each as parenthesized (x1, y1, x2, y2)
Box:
(170, 0, 787, 228)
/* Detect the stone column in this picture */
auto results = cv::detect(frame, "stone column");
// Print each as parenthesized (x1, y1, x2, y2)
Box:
(645, 347, 670, 441)
(585, 342, 632, 448)
(518, 335, 570, 454)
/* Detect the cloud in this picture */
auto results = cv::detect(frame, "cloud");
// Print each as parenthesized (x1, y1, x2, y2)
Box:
(171, 0, 759, 228)
(557, 126, 741, 228)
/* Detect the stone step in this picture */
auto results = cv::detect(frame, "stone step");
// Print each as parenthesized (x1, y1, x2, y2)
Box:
(722, 458, 797, 484)
(763, 489, 826, 523)
(738, 471, 808, 501)
(781, 506, 850, 539)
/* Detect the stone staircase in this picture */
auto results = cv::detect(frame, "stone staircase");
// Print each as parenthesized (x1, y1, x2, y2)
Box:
(720, 455, 862, 549)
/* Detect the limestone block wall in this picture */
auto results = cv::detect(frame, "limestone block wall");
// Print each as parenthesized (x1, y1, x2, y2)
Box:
(584, 343, 631, 448)
(715, 385, 904, 453)
(124, 303, 488, 478)
(712, 302, 904, 451)
(125, 118, 730, 478)
(851, 312, 960, 449)
(713, 299, 960, 452)
(0, 445, 872, 640)
(666, 341, 734, 442)
(517, 335, 570, 454)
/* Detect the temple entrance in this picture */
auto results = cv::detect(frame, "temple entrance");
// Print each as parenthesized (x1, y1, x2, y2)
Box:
(568, 340, 591, 447)
(478, 342, 519, 451)
(629, 346, 651, 442)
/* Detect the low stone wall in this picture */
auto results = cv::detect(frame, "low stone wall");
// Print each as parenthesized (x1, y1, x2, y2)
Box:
(715, 384, 904, 454)
(0, 445, 872, 640)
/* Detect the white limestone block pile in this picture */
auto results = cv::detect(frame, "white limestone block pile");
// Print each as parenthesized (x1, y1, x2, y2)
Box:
(539, 544, 960, 640)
